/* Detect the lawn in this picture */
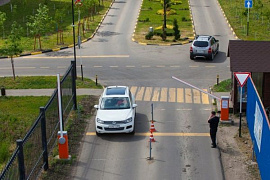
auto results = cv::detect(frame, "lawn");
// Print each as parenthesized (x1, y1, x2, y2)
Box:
(134, 0, 193, 44)
(212, 79, 232, 92)
(0, 0, 112, 54)
(218, 0, 270, 40)
(0, 76, 103, 89)
(0, 96, 49, 170)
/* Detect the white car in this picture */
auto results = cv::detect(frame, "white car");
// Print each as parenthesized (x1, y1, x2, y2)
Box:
(94, 86, 137, 135)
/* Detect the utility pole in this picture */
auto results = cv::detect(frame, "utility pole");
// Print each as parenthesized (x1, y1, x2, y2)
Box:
(72, 0, 77, 79)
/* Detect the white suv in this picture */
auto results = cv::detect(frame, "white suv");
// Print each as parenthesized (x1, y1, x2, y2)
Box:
(94, 86, 137, 135)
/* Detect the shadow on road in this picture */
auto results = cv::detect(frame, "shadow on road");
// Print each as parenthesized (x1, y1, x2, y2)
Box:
(193, 51, 227, 63)
(97, 113, 150, 142)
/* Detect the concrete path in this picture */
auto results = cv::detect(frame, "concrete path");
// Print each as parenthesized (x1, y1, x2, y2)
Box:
(2, 88, 103, 96)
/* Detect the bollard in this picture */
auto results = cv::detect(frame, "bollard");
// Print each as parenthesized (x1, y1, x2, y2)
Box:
(1, 87, 6, 96)
(217, 74, 219, 85)
(220, 96, 229, 121)
(95, 75, 98, 85)
(57, 131, 70, 159)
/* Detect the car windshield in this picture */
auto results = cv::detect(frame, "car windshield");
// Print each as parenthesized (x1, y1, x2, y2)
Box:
(100, 97, 131, 110)
(193, 41, 209, 47)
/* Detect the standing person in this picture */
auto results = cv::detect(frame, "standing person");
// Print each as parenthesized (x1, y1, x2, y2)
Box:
(208, 111, 219, 148)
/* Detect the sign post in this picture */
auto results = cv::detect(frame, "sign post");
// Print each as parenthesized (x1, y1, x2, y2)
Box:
(234, 72, 251, 137)
(245, 0, 253, 36)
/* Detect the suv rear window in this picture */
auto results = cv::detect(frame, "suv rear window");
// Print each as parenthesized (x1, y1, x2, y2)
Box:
(106, 87, 126, 95)
(193, 41, 209, 47)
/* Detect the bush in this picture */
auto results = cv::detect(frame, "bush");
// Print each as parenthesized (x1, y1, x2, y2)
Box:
(182, 17, 188, 21)
(171, 0, 183, 5)
(139, 17, 150, 22)
(156, 9, 177, 15)
(145, 31, 154, 40)
(173, 19, 180, 41)
(154, 28, 174, 36)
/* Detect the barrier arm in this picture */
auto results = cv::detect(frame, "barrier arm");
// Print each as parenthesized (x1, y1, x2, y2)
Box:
(172, 76, 221, 101)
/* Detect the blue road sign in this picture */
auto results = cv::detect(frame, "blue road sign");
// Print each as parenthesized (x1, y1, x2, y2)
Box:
(245, 0, 253, 8)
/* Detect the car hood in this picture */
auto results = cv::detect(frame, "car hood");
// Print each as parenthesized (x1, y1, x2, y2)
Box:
(96, 109, 133, 121)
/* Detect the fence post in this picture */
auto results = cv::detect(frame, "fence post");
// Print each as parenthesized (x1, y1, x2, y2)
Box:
(71, 61, 77, 110)
(40, 107, 49, 171)
(17, 139, 25, 180)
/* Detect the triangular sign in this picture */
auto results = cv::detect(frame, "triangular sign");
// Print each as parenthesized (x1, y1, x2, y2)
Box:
(234, 72, 251, 87)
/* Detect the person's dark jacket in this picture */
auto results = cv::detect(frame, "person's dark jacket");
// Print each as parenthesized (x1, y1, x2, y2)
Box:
(208, 116, 219, 130)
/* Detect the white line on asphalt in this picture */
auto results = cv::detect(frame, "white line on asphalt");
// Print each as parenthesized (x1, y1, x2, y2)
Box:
(170, 65, 180, 68)
(205, 66, 215, 68)
(16, 67, 36, 69)
(22, 55, 130, 58)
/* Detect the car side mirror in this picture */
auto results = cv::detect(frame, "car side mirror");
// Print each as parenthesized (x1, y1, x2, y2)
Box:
(94, 105, 99, 109)
(133, 104, 138, 108)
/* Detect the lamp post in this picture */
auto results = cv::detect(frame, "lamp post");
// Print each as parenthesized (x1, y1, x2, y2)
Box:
(72, 0, 77, 79)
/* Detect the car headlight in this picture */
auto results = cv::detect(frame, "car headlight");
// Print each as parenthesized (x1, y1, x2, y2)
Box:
(124, 117, 132, 123)
(97, 118, 104, 124)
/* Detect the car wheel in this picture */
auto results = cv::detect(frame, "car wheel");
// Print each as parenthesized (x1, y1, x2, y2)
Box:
(209, 52, 214, 60)
(96, 131, 101, 136)
(190, 54, 194, 60)
(130, 124, 135, 135)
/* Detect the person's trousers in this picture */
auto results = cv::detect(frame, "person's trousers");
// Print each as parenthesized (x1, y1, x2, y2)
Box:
(210, 129, 217, 146)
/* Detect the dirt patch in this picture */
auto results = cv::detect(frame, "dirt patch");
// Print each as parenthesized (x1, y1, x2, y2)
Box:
(40, 95, 98, 180)
(217, 114, 261, 180)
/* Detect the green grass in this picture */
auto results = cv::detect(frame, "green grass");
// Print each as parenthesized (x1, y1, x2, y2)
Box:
(212, 79, 232, 92)
(0, 0, 112, 54)
(0, 96, 49, 169)
(0, 76, 103, 89)
(218, 0, 270, 40)
(134, 0, 193, 44)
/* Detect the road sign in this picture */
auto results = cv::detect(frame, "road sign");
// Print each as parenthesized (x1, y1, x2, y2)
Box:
(234, 72, 251, 87)
(245, 0, 253, 8)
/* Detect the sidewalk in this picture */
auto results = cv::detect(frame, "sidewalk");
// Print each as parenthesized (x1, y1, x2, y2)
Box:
(0, 0, 10, 6)
(2, 88, 103, 96)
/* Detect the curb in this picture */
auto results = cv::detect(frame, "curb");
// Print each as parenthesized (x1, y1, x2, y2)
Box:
(0, 0, 115, 59)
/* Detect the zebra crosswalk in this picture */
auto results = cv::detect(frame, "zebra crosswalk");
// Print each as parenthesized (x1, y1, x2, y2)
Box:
(129, 86, 211, 104)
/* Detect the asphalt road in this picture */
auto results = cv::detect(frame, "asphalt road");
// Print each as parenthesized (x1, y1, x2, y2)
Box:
(0, 0, 236, 179)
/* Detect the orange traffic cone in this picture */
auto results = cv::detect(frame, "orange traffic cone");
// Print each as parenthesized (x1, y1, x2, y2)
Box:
(149, 132, 156, 142)
(149, 121, 156, 133)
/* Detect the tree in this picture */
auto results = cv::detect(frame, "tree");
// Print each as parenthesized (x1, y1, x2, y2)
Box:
(173, 18, 180, 41)
(27, 4, 53, 50)
(0, 11, 6, 39)
(0, 21, 23, 80)
(161, 0, 170, 41)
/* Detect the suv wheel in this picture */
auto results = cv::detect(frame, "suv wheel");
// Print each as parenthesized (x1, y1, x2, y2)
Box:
(190, 54, 194, 60)
(209, 52, 214, 60)
(96, 131, 101, 136)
